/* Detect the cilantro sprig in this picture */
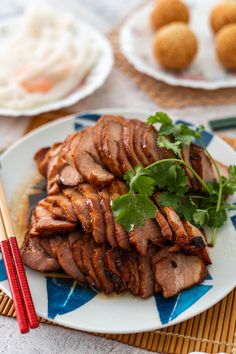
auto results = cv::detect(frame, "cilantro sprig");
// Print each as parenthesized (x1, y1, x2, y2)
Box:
(147, 112, 204, 157)
(112, 166, 156, 231)
(111, 112, 236, 244)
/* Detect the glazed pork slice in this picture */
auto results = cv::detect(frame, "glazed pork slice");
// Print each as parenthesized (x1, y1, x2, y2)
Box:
(125, 252, 140, 296)
(190, 143, 216, 190)
(94, 115, 132, 175)
(44, 143, 64, 195)
(182, 221, 211, 265)
(21, 232, 60, 272)
(71, 234, 91, 274)
(104, 249, 126, 292)
(107, 181, 130, 249)
(38, 199, 65, 220)
(123, 119, 143, 167)
(99, 188, 117, 248)
(39, 237, 56, 258)
(133, 120, 150, 167)
(138, 247, 155, 298)
(62, 188, 92, 233)
(129, 219, 165, 256)
(34, 147, 50, 176)
(74, 127, 114, 186)
(44, 195, 77, 222)
(58, 133, 84, 187)
(81, 241, 102, 291)
(163, 206, 189, 247)
(183, 221, 206, 250)
(92, 247, 114, 294)
(142, 125, 173, 163)
(153, 252, 207, 298)
(59, 164, 83, 187)
(97, 118, 124, 176)
(34, 142, 62, 180)
(155, 208, 173, 241)
(55, 236, 87, 285)
(78, 183, 106, 244)
(29, 205, 76, 236)
(42, 133, 84, 191)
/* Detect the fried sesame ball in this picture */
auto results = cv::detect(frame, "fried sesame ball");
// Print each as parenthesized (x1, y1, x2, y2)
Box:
(153, 22, 198, 70)
(210, 1, 236, 33)
(215, 23, 236, 69)
(150, 0, 189, 31)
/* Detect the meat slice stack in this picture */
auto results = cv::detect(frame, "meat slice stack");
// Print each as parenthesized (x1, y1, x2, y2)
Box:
(21, 115, 215, 299)
(22, 231, 208, 298)
(35, 115, 222, 194)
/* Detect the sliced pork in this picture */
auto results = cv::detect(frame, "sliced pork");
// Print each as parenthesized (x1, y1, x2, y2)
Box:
(163, 207, 189, 247)
(29, 206, 76, 236)
(123, 120, 143, 167)
(21, 233, 60, 272)
(153, 251, 207, 298)
(78, 183, 106, 244)
(24, 114, 216, 299)
(62, 188, 92, 233)
(129, 219, 165, 256)
(92, 247, 114, 294)
(74, 127, 114, 186)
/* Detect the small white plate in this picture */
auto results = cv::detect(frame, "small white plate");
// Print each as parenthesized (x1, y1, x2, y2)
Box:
(0, 18, 113, 116)
(0, 109, 235, 333)
(120, 0, 236, 90)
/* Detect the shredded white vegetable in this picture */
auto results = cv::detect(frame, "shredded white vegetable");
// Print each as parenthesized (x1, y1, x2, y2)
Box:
(0, 5, 100, 109)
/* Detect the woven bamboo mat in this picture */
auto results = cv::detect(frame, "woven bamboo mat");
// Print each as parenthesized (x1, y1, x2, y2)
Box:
(0, 118, 231, 352)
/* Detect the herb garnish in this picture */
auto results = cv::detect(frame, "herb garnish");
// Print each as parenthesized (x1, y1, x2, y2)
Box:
(112, 112, 236, 244)
(147, 112, 204, 157)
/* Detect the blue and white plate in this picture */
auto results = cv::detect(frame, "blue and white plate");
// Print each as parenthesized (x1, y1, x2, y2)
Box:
(0, 109, 235, 333)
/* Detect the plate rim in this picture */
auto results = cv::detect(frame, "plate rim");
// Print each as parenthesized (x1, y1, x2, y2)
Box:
(0, 108, 236, 334)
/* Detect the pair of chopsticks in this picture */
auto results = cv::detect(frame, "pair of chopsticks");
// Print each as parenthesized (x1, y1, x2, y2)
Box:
(0, 178, 39, 333)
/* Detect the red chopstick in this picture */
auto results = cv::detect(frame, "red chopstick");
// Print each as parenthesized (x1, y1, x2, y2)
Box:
(0, 213, 29, 333)
(0, 179, 39, 332)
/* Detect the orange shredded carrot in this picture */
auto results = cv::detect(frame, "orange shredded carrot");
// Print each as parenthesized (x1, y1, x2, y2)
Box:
(21, 78, 53, 93)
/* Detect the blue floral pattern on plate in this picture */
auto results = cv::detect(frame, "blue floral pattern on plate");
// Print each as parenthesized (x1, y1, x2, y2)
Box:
(47, 277, 96, 319)
(0, 255, 7, 282)
(155, 283, 212, 324)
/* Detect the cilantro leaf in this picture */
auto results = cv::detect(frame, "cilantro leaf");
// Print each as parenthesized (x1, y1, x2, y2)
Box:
(159, 124, 180, 136)
(150, 163, 189, 195)
(175, 124, 205, 146)
(147, 112, 206, 156)
(193, 209, 208, 227)
(157, 136, 181, 157)
(124, 166, 155, 196)
(147, 112, 172, 125)
(112, 192, 156, 231)
(221, 165, 236, 195)
(179, 198, 198, 222)
(177, 134, 194, 146)
(194, 125, 205, 139)
(159, 192, 181, 210)
(207, 208, 227, 228)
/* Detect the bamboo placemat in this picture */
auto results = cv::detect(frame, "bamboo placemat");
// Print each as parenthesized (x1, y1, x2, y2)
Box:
(0, 118, 231, 352)
(0, 282, 235, 353)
